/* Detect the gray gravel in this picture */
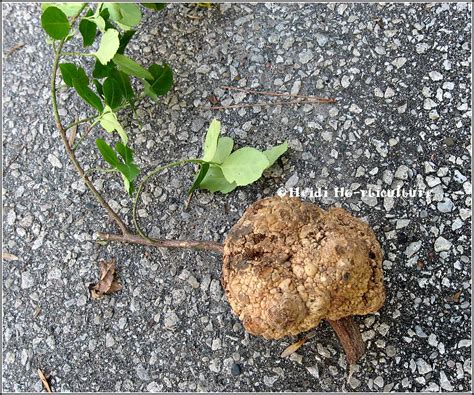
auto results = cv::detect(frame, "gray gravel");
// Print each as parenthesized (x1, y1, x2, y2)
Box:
(2, 2, 472, 392)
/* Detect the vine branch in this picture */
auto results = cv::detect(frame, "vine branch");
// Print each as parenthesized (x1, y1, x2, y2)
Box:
(51, 5, 130, 236)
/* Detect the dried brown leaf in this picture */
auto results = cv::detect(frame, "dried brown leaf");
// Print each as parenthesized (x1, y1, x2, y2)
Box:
(446, 291, 462, 303)
(280, 331, 317, 358)
(2, 251, 19, 261)
(89, 260, 122, 299)
(38, 369, 52, 393)
(68, 121, 78, 147)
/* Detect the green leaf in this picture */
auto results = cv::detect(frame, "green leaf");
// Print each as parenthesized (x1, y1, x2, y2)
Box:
(115, 142, 134, 164)
(120, 173, 134, 195)
(263, 141, 288, 167)
(112, 54, 153, 80)
(102, 3, 141, 29)
(200, 166, 237, 194)
(95, 29, 120, 65)
(93, 79, 104, 98)
(188, 163, 210, 197)
(220, 147, 269, 186)
(111, 70, 134, 101)
(72, 77, 104, 112)
(211, 136, 234, 164)
(141, 3, 166, 11)
(99, 106, 128, 145)
(143, 80, 158, 101)
(41, 3, 85, 17)
(41, 6, 70, 40)
(83, 14, 106, 32)
(116, 162, 139, 181)
(148, 63, 173, 96)
(117, 30, 136, 54)
(59, 63, 88, 87)
(103, 77, 123, 109)
(96, 138, 120, 167)
(79, 10, 97, 46)
(202, 119, 221, 162)
(93, 59, 116, 79)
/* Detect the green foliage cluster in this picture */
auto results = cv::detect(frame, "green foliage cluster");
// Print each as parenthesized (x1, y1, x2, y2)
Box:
(191, 120, 288, 195)
(41, 2, 288, 202)
(41, 2, 171, 194)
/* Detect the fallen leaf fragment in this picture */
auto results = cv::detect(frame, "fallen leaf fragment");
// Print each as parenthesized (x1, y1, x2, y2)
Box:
(281, 331, 316, 358)
(68, 120, 78, 147)
(89, 260, 122, 299)
(2, 251, 19, 261)
(38, 369, 52, 393)
(446, 291, 462, 303)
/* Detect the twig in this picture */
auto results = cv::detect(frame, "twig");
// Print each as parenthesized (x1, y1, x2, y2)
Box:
(50, 5, 130, 236)
(223, 85, 337, 102)
(65, 116, 96, 131)
(132, 159, 205, 240)
(97, 232, 224, 254)
(327, 317, 366, 365)
(72, 122, 94, 151)
(204, 98, 330, 111)
(38, 369, 52, 393)
(4, 42, 25, 58)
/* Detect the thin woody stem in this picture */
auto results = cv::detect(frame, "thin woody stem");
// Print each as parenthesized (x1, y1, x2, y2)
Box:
(97, 232, 224, 254)
(132, 158, 206, 239)
(327, 317, 366, 365)
(205, 98, 334, 111)
(222, 85, 337, 102)
(51, 5, 130, 236)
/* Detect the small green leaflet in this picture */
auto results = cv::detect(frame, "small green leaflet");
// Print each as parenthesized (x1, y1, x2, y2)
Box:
(117, 30, 136, 54)
(200, 166, 237, 194)
(72, 77, 104, 112)
(102, 3, 141, 30)
(188, 162, 210, 198)
(143, 80, 158, 101)
(115, 142, 134, 164)
(147, 63, 173, 96)
(79, 9, 97, 46)
(263, 141, 288, 167)
(95, 29, 120, 65)
(210, 136, 233, 164)
(103, 77, 123, 109)
(59, 63, 88, 87)
(220, 147, 270, 186)
(96, 138, 120, 167)
(93, 59, 116, 79)
(141, 3, 167, 11)
(112, 54, 153, 80)
(202, 119, 221, 162)
(41, 3, 84, 17)
(96, 139, 139, 195)
(111, 70, 134, 102)
(41, 6, 70, 40)
(99, 106, 128, 145)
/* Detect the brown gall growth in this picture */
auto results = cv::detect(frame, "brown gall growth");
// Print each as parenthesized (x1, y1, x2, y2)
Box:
(222, 196, 385, 364)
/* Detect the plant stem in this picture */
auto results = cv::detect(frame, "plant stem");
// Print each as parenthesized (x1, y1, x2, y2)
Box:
(132, 159, 205, 240)
(222, 85, 337, 102)
(61, 51, 96, 57)
(65, 116, 97, 131)
(51, 4, 130, 236)
(97, 232, 224, 253)
(327, 317, 366, 365)
(204, 98, 334, 111)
